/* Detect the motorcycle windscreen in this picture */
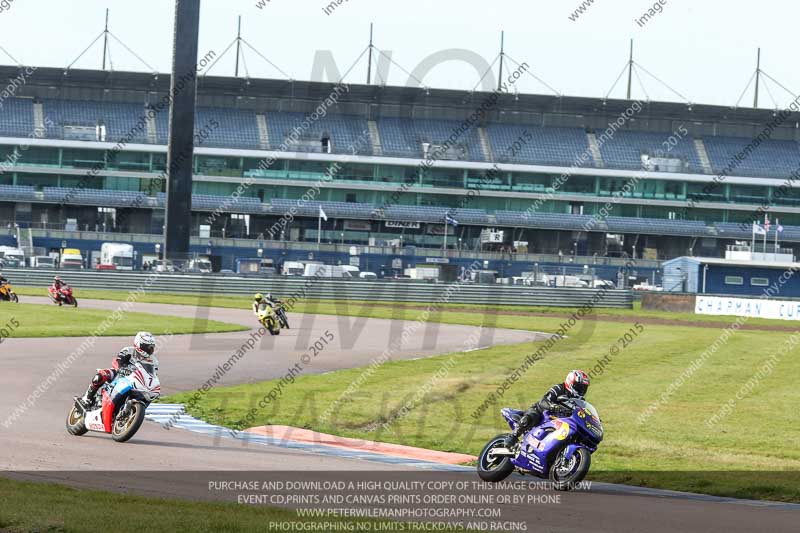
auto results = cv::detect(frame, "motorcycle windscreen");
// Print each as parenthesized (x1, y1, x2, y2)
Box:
(573, 400, 603, 439)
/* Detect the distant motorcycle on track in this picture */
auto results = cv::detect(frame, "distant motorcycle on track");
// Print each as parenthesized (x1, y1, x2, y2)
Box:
(274, 302, 290, 329)
(49, 284, 78, 307)
(0, 282, 19, 303)
(477, 397, 603, 490)
(257, 307, 282, 336)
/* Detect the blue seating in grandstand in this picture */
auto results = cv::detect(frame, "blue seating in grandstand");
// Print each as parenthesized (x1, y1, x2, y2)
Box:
(713, 222, 755, 240)
(0, 184, 36, 201)
(11, 97, 800, 188)
(0, 98, 35, 137)
(190, 193, 262, 213)
(704, 136, 800, 178)
(264, 200, 487, 225)
(42, 187, 147, 207)
(378, 117, 484, 160)
(487, 125, 593, 167)
(595, 130, 703, 173)
(265, 112, 371, 155)
(202, 107, 261, 149)
(450, 208, 489, 225)
(495, 211, 599, 231)
(44, 100, 148, 142)
(383, 205, 448, 223)
(604, 216, 709, 237)
(154, 107, 262, 149)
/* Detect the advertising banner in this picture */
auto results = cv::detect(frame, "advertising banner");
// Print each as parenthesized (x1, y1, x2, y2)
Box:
(695, 295, 800, 321)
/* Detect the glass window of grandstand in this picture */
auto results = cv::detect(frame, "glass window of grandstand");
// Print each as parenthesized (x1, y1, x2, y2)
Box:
(777, 213, 800, 225)
(196, 155, 241, 177)
(686, 208, 724, 223)
(725, 210, 755, 224)
(61, 148, 104, 169)
(729, 184, 768, 204)
(664, 180, 683, 199)
(687, 182, 724, 203)
(751, 277, 769, 287)
(106, 151, 151, 172)
(467, 168, 507, 191)
(641, 205, 678, 220)
(15, 173, 58, 189)
(633, 179, 683, 200)
(331, 163, 373, 184)
(511, 172, 550, 192)
(16, 146, 59, 167)
(62, 175, 103, 190)
(243, 157, 286, 177)
(424, 168, 462, 188)
(0, 145, 19, 165)
(725, 276, 744, 285)
(598, 177, 636, 197)
(561, 175, 594, 194)
(103, 176, 140, 192)
(374, 165, 407, 185)
(772, 184, 800, 207)
(421, 193, 466, 209)
(151, 153, 167, 173)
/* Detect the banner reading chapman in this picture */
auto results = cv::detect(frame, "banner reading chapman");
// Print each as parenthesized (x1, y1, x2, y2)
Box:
(695, 295, 800, 321)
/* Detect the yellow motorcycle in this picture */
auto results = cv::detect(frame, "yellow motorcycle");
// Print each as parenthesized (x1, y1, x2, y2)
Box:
(0, 282, 19, 303)
(257, 307, 281, 336)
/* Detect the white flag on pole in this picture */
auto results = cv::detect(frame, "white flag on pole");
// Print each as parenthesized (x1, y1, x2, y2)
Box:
(319, 206, 328, 221)
(753, 222, 766, 235)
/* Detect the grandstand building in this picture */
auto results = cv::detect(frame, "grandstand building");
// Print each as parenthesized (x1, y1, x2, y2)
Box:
(1, 65, 799, 279)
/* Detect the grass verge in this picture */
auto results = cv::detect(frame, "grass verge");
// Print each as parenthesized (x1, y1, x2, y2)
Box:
(0, 302, 247, 337)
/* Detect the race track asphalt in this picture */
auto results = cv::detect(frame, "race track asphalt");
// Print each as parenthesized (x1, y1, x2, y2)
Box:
(0, 297, 797, 532)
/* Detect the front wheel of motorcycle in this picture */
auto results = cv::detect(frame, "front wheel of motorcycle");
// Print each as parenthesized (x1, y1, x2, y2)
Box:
(72, 298, 78, 308)
(11, 293, 18, 303)
(549, 447, 591, 490)
(111, 401, 146, 442)
(477, 434, 515, 482)
(65, 404, 88, 436)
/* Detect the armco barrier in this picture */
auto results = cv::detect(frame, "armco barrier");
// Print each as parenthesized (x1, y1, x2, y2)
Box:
(6, 269, 633, 308)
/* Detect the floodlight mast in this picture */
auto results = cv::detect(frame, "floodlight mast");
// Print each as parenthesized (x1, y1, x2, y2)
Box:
(753, 48, 761, 108)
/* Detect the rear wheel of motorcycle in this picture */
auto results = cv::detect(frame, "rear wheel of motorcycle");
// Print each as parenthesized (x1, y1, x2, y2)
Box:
(65, 405, 88, 436)
(549, 447, 591, 491)
(111, 401, 146, 442)
(477, 434, 515, 482)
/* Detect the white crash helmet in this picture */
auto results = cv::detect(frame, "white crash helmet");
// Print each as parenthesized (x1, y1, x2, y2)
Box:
(133, 331, 157, 362)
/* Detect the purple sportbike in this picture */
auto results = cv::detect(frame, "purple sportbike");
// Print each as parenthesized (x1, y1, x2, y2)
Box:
(477, 397, 603, 490)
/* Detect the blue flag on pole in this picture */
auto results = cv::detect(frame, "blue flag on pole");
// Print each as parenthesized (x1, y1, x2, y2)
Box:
(445, 214, 459, 227)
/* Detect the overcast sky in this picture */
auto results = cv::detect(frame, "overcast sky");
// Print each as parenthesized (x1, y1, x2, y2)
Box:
(1, 0, 797, 109)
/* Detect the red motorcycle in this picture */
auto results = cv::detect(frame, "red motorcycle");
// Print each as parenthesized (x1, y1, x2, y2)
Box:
(48, 284, 78, 307)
